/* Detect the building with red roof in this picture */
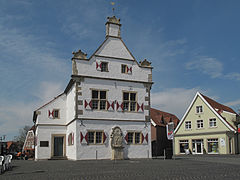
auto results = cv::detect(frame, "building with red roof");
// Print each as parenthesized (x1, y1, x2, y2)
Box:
(174, 92, 239, 155)
(150, 108, 179, 157)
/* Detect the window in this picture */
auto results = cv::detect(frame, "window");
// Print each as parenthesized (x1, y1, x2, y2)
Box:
(68, 133, 74, 146)
(197, 120, 204, 129)
(208, 139, 218, 153)
(40, 141, 49, 147)
(49, 109, 60, 119)
(185, 121, 191, 130)
(127, 132, 142, 145)
(209, 118, 217, 127)
(196, 106, 203, 113)
(123, 92, 137, 112)
(87, 131, 104, 144)
(53, 109, 59, 118)
(179, 140, 189, 153)
(121, 64, 127, 73)
(101, 62, 108, 72)
(91, 90, 107, 110)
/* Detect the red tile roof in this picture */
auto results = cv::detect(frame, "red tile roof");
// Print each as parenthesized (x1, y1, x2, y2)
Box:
(150, 108, 180, 128)
(201, 93, 237, 114)
(200, 93, 237, 131)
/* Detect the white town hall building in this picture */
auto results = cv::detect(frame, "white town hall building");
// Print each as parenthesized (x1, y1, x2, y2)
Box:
(33, 16, 153, 160)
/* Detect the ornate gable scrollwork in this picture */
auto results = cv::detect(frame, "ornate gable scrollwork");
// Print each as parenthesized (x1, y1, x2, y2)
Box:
(72, 49, 87, 59)
(139, 59, 152, 68)
(107, 16, 121, 25)
(72, 59, 78, 75)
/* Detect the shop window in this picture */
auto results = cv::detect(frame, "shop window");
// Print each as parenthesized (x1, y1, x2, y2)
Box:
(91, 90, 107, 110)
(179, 140, 189, 153)
(123, 92, 137, 112)
(185, 121, 191, 130)
(208, 139, 219, 153)
(197, 120, 204, 129)
(209, 118, 217, 127)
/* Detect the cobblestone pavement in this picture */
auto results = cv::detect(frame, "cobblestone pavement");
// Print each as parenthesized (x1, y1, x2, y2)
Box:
(1, 155, 240, 180)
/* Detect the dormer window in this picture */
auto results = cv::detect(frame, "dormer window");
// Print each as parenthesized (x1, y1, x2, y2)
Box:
(101, 62, 108, 72)
(196, 106, 203, 113)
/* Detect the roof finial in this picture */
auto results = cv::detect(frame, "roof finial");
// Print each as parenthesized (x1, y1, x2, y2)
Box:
(111, 2, 115, 16)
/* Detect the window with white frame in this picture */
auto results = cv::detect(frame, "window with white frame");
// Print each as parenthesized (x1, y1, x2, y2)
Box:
(179, 140, 189, 153)
(196, 106, 203, 113)
(197, 120, 204, 129)
(209, 118, 217, 127)
(127, 132, 141, 145)
(185, 121, 191, 130)
(91, 90, 107, 110)
(208, 139, 219, 153)
(87, 131, 104, 144)
(123, 92, 137, 112)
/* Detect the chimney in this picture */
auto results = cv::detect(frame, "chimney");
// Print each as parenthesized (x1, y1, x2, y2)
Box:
(105, 16, 121, 38)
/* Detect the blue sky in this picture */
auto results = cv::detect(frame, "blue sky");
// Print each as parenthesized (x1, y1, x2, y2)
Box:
(0, 0, 240, 140)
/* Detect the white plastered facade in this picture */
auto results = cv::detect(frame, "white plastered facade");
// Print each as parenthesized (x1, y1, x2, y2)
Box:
(34, 16, 153, 160)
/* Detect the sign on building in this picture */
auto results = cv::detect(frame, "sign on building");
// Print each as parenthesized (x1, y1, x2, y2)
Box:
(166, 122, 174, 140)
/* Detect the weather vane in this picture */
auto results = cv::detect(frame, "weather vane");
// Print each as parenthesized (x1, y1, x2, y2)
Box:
(111, 2, 115, 16)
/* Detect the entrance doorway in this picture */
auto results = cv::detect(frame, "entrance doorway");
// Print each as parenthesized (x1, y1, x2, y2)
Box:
(53, 136, 65, 157)
(192, 139, 203, 154)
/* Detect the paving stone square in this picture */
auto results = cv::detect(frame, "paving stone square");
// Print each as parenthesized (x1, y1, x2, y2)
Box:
(1, 155, 240, 180)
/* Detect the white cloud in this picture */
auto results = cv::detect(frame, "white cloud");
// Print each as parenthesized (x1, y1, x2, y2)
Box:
(225, 72, 240, 81)
(32, 81, 65, 104)
(151, 88, 201, 119)
(0, 11, 69, 76)
(186, 56, 223, 78)
(225, 99, 240, 107)
(0, 81, 65, 141)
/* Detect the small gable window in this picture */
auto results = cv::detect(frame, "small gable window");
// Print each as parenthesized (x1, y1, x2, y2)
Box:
(101, 62, 108, 72)
(209, 118, 217, 127)
(48, 109, 60, 119)
(121, 64, 132, 74)
(196, 106, 203, 113)
(185, 121, 191, 130)
(121, 64, 127, 73)
(96, 61, 108, 72)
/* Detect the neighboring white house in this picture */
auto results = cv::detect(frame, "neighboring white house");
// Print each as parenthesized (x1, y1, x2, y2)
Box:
(33, 16, 153, 160)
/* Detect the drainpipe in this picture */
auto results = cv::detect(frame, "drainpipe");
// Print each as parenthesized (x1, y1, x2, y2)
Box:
(237, 123, 239, 154)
